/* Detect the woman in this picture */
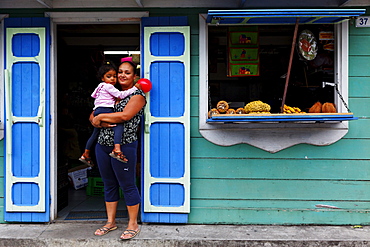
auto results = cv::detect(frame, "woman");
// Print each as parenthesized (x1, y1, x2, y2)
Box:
(91, 61, 145, 240)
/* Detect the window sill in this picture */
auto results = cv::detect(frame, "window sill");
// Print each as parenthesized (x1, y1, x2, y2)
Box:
(200, 113, 354, 153)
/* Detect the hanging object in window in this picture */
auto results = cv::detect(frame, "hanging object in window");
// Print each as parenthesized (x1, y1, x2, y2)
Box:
(298, 29, 318, 61)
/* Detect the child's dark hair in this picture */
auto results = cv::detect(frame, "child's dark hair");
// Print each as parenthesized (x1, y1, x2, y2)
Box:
(97, 60, 117, 80)
(120, 61, 137, 75)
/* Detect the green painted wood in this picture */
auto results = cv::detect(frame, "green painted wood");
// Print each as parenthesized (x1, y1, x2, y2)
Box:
(349, 36, 370, 55)
(349, 56, 370, 76)
(349, 77, 370, 97)
(350, 27, 370, 36)
(191, 138, 370, 159)
(0, 140, 4, 155)
(191, 199, 370, 210)
(190, 96, 199, 117)
(188, 207, 370, 225)
(0, 178, 3, 198)
(0, 157, 3, 177)
(349, 98, 370, 117)
(190, 158, 370, 180)
(190, 35, 199, 56)
(190, 117, 202, 138)
(188, 14, 200, 35)
(190, 76, 199, 96)
(0, 197, 4, 223)
(190, 179, 370, 200)
(347, 119, 370, 138)
(190, 55, 199, 76)
(0, 140, 3, 223)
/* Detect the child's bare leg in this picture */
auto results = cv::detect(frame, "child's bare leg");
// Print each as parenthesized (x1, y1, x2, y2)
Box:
(82, 149, 91, 159)
(109, 144, 128, 163)
(79, 149, 94, 167)
(112, 144, 121, 153)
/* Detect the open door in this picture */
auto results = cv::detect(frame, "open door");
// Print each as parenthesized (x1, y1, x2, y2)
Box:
(141, 17, 190, 223)
(4, 18, 50, 222)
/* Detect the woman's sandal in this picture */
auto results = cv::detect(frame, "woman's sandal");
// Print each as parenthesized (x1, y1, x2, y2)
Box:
(109, 151, 128, 163)
(79, 155, 95, 167)
(94, 226, 118, 236)
(119, 229, 140, 240)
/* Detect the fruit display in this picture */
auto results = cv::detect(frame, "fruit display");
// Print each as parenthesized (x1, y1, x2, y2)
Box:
(308, 101, 337, 113)
(244, 100, 271, 114)
(282, 104, 305, 114)
(322, 102, 337, 113)
(226, 108, 236, 114)
(235, 108, 246, 114)
(216, 100, 229, 113)
(208, 108, 219, 118)
(309, 102, 322, 113)
(208, 99, 337, 118)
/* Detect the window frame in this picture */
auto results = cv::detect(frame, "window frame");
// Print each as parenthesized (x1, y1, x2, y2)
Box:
(198, 13, 351, 153)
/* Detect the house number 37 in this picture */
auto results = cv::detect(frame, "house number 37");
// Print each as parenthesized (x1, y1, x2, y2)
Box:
(356, 17, 370, 27)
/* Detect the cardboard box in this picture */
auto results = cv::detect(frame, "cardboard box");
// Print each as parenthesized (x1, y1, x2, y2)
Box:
(68, 164, 90, 190)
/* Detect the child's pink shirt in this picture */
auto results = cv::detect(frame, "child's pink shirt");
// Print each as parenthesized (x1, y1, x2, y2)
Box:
(91, 82, 137, 110)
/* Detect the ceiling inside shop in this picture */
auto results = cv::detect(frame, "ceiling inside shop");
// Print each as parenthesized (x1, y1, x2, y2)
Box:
(0, 0, 369, 8)
(58, 24, 140, 48)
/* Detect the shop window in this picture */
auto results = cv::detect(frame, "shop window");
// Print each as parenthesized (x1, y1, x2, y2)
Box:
(198, 14, 355, 153)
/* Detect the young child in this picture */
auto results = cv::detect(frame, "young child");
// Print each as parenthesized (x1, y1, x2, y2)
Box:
(79, 61, 140, 166)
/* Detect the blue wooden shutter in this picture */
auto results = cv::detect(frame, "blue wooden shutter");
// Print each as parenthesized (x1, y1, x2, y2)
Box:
(141, 17, 190, 223)
(4, 18, 50, 222)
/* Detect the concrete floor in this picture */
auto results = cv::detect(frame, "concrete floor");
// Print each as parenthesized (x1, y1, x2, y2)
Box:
(56, 187, 127, 221)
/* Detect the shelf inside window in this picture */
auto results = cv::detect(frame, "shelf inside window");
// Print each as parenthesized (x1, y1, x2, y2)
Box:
(207, 113, 358, 123)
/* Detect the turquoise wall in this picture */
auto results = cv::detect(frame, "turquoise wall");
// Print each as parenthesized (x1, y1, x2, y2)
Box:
(1, 7, 370, 225)
(0, 140, 3, 223)
(188, 9, 370, 225)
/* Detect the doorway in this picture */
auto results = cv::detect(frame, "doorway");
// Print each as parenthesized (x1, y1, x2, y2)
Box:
(55, 23, 141, 220)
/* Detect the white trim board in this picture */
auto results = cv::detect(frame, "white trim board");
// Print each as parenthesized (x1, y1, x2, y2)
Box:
(45, 12, 149, 24)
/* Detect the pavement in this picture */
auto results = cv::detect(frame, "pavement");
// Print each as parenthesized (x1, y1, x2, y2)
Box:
(1, 220, 370, 247)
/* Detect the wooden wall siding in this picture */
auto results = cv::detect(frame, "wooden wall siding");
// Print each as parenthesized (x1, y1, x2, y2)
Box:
(191, 138, 370, 160)
(349, 77, 370, 97)
(187, 9, 370, 225)
(0, 140, 4, 222)
(349, 98, 370, 116)
(347, 120, 370, 138)
(349, 57, 370, 76)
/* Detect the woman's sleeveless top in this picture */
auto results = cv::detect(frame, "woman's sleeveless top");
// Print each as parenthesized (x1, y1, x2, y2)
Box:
(97, 89, 146, 146)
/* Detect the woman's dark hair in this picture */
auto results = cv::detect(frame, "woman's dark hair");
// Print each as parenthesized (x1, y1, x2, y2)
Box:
(120, 61, 137, 75)
(97, 60, 117, 80)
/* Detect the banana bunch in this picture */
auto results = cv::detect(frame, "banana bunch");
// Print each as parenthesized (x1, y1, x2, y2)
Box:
(244, 100, 271, 114)
(282, 104, 305, 114)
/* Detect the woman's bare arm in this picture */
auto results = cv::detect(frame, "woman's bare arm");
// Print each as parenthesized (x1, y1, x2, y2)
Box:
(89, 111, 95, 123)
(92, 95, 146, 128)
